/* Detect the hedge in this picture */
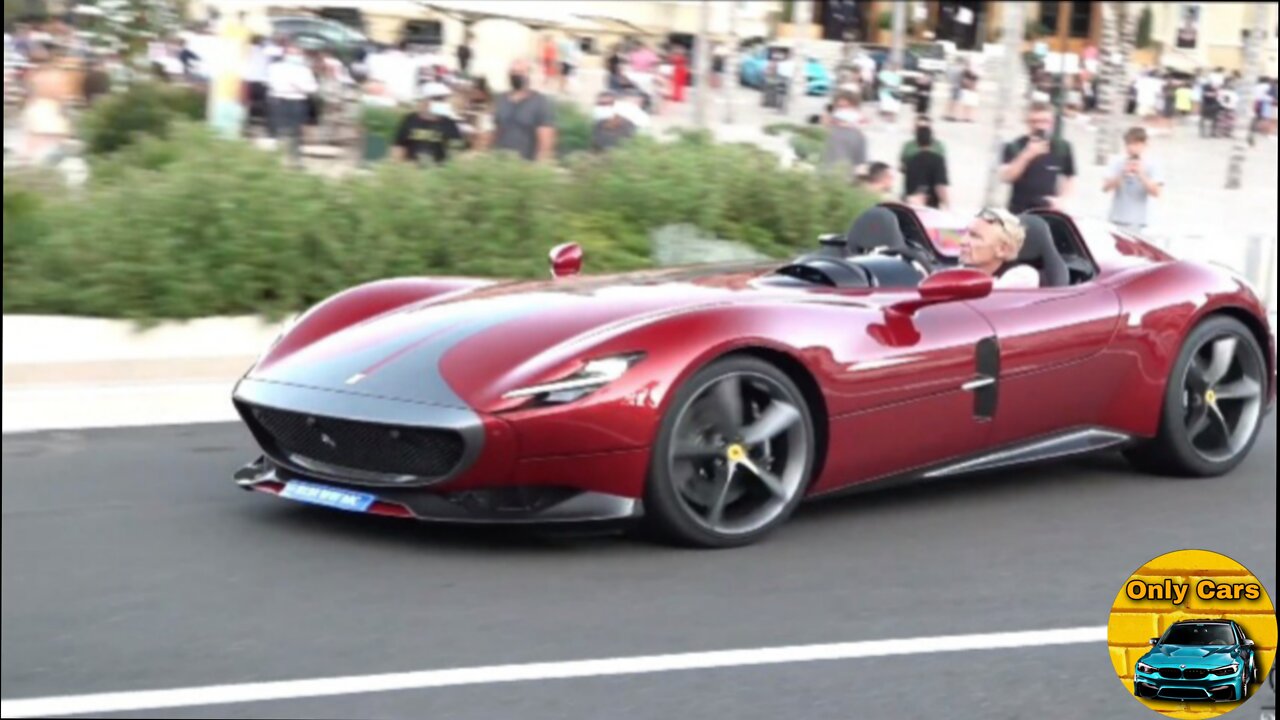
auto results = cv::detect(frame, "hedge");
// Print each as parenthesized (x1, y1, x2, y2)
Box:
(80, 82, 207, 155)
(3, 124, 874, 321)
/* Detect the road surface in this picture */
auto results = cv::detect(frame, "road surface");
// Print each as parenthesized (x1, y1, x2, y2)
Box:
(2, 419, 1275, 719)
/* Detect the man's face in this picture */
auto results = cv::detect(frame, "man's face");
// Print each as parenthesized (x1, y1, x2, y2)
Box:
(961, 219, 1002, 267)
(1028, 111, 1053, 136)
(1125, 140, 1146, 158)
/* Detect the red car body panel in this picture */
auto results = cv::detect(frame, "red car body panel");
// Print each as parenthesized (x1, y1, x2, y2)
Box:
(237, 209, 1275, 507)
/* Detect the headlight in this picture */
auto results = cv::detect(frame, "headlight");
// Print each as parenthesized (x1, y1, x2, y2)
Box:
(503, 354, 645, 404)
(1137, 662, 1156, 674)
(1211, 664, 1240, 676)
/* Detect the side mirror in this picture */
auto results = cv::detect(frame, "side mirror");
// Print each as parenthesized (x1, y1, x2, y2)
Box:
(891, 269, 994, 316)
(1149, 638, 1160, 646)
(549, 243, 583, 279)
(1245, 640, 1256, 648)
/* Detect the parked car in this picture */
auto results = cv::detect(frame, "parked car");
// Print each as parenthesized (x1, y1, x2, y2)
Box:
(269, 16, 373, 67)
(739, 45, 830, 96)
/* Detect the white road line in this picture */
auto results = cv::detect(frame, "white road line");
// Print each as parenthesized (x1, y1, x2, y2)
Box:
(0, 626, 1106, 718)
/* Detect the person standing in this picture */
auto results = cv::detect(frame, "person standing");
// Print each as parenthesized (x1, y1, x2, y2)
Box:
(590, 91, 636, 152)
(243, 35, 273, 134)
(541, 35, 558, 88)
(558, 34, 579, 94)
(858, 162, 896, 200)
(492, 59, 556, 162)
(901, 119, 949, 209)
(456, 32, 473, 77)
(958, 61, 979, 122)
(1103, 127, 1162, 234)
(267, 42, 318, 165)
(1200, 79, 1220, 137)
(393, 82, 464, 165)
(821, 91, 868, 178)
(999, 102, 1077, 214)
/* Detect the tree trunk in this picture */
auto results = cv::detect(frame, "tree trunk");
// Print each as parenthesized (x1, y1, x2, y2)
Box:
(1093, 2, 1118, 166)
(889, 1, 907, 70)
(788, 0, 812, 119)
(693, 0, 712, 129)
(723, 0, 738, 125)
(1225, 3, 1267, 190)
(982, 1, 1024, 208)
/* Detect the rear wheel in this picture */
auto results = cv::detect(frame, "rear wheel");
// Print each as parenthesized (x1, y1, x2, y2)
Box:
(644, 356, 815, 548)
(1126, 316, 1268, 477)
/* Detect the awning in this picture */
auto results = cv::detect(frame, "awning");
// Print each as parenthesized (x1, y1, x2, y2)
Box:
(416, 1, 606, 31)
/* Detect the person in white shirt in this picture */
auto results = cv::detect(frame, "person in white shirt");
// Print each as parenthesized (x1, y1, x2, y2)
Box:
(267, 43, 318, 163)
(958, 207, 1040, 289)
(244, 36, 272, 134)
(373, 42, 417, 105)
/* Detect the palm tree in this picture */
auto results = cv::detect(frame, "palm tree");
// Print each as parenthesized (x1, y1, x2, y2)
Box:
(1096, 3, 1136, 166)
(1225, 3, 1267, 190)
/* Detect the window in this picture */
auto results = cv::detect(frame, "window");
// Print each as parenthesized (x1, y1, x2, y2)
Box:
(1038, 2, 1060, 36)
(1068, 0, 1092, 39)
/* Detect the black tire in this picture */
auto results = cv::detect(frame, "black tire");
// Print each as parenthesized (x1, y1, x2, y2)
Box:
(1125, 316, 1268, 477)
(644, 356, 816, 549)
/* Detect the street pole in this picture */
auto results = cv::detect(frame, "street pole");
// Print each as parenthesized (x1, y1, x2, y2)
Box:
(694, 0, 712, 129)
(889, 0, 906, 70)
(789, 0, 811, 119)
(723, 0, 737, 125)
(982, 0, 1024, 208)
(1225, 2, 1267, 190)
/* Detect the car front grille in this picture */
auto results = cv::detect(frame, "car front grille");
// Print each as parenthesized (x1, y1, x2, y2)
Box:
(240, 404, 466, 484)
(1183, 668, 1209, 680)
(1158, 668, 1183, 680)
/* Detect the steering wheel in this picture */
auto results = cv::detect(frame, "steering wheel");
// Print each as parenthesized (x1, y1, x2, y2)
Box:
(870, 246, 937, 275)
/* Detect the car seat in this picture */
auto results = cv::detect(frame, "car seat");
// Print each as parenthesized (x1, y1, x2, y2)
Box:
(845, 207, 908, 256)
(1016, 214, 1071, 288)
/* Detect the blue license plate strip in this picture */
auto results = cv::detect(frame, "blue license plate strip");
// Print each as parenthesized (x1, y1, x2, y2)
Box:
(280, 480, 377, 513)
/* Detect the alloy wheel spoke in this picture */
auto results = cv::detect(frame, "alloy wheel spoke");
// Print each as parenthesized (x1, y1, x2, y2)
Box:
(741, 401, 802, 446)
(1204, 337, 1239, 386)
(1208, 404, 1233, 444)
(704, 466, 736, 527)
(674, 441, 722, 460)
(1187, 407, 1213, 441)
(1215, 377, 1262, 401)
(710, 376, 745, 436)
(1187, 356, 1211, 391)
(739, 458, 788, 500)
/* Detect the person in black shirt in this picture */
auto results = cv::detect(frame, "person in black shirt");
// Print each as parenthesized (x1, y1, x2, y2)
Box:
(393, 82, 464, 165)
(902, 121, 949, 209)
(999, 102, 1076, 214)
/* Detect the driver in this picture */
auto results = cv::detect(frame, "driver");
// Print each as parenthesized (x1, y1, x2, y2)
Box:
(958, 208, 1040, 288)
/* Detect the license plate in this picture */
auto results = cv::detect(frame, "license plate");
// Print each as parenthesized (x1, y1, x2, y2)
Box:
(280, 480, 376, 513)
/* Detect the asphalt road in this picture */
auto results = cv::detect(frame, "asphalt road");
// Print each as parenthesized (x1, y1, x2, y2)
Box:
(2, 419, 1276, 720)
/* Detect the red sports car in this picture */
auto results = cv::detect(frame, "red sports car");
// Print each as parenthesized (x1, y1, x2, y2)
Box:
(233, 205, 1275, 547)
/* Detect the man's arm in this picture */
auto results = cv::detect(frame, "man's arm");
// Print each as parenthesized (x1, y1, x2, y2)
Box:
(536, 96, 557, 162)
(998, 141, 1036, 183)
(935, 156, 950, 209)
(1137, 163, 1163, 198)
(935, 184, 950, 209)
(1054, 143, 1077, 200)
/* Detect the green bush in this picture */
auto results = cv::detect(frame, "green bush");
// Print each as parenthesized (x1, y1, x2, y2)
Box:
(81, 82, 206, 155)
(4, 123, 876, 320)
(555, 100, 594, 157)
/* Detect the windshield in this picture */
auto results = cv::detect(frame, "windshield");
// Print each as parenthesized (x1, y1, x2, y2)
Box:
(1163, 624, 1236, 646)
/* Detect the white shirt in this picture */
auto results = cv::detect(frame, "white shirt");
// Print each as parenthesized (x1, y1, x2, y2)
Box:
(995, 265, 1041, 289)
(373, 50, 417, 104)
(615, 100, 650, 130)
(267, 58, 318, 100)
(244, 45, 270, 83)
(1136, 76, 1162, 108)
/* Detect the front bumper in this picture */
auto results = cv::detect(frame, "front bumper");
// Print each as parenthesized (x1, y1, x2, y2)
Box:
(235, 456, 642, 524)
(1134, 670, 1244, 703)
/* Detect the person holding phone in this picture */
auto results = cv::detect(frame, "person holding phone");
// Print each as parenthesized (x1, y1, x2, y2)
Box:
(1103, 127, 1162, 233)
(999, 102, 1076, 214)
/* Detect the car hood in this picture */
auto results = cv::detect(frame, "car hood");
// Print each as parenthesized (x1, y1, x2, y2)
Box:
(248, 265, 836, 409)
(1142, 646, 1238, 666)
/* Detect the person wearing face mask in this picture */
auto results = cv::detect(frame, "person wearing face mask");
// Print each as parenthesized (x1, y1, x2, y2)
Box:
(393, 82, 464, 165)
(266, 42, 319, 164)
(492, 59, 557, 162)
(820, 91, 868, 179)
(590, 91, 636, 152)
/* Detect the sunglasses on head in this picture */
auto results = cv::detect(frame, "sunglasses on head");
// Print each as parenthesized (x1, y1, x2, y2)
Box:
(976, 208, 1012, 231)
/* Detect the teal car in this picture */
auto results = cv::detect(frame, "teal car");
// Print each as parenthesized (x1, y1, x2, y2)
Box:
(1135, 620, 1260, 703)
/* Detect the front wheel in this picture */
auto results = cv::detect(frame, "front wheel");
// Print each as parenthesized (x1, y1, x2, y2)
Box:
(644, 356, 816, 548)
(1125, 316, 1268, 477)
